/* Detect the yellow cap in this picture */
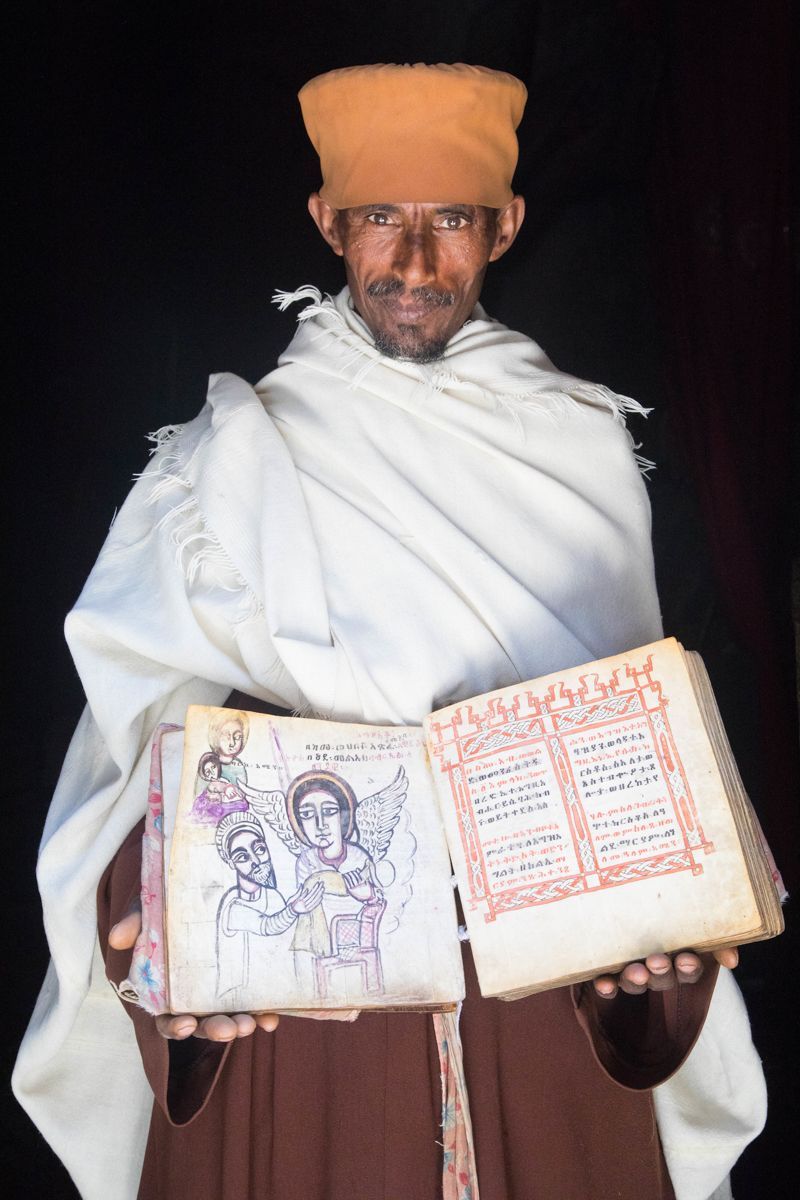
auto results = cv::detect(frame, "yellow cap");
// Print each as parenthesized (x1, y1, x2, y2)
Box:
(299, 63, 527, 208)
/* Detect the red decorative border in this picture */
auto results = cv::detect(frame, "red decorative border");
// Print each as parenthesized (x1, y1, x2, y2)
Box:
(428, 656, 713, 921)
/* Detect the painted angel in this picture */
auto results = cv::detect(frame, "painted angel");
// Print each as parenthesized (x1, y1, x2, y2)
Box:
(249, 767, 409, 976)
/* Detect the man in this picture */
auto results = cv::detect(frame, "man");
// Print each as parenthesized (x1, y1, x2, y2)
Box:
(15, 64, 764, 1200)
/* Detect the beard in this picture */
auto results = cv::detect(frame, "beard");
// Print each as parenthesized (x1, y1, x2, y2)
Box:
(249, 860, 276, 889)
(366, 279, 455, 363)
(372, 325, 450, 363)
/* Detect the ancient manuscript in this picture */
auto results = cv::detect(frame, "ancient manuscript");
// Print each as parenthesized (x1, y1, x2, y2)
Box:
(143, 638, 781, 1015)
(424, 637, 783, 997)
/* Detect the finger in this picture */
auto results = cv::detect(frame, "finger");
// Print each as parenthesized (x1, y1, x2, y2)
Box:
(156, 1013, 198, 1040)
(713, 946, 739, 970)
(592, 975, 619, 999)
(254, 1011, 281, 1033)
(109, 908, 143, 950)
(299, 883, 325, 907)
(229, 1013, 257, 1037)
(194, 1014, 242, 1042)
(619, 962, 649, 995)
(673, 952, 704, 984)
(644, 954, 676, 992)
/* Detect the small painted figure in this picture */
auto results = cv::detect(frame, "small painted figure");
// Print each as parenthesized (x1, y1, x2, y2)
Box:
(190, 751, 249, 825)
(207, 709, 250, 787)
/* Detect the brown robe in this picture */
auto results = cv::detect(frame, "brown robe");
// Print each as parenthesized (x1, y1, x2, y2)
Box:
(100, 819, 717, 1200)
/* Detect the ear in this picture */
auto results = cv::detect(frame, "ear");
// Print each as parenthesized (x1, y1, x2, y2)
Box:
(488, 195, 525, 263)
(308, 192, 345, 256)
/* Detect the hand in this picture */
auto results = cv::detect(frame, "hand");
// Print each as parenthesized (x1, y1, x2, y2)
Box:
(592, 947, 739, 999)
(109, 907, 280, 1041)
(288, 878, 326, 914)
(342, 865, 368, 890)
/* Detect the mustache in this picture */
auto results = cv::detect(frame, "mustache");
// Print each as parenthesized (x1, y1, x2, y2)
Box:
(366, 278, 455, 308)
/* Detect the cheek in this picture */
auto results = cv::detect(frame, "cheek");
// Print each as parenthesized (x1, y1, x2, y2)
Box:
(446, 238, 492, 282)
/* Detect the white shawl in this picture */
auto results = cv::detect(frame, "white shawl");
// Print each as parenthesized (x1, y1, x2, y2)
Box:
(14, 288, 765, 1199)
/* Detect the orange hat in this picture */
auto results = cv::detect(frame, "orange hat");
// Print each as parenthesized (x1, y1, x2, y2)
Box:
(299, 63, 527, 208)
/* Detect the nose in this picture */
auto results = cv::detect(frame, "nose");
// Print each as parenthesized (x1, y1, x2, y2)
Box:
(392, 226, 437, 288)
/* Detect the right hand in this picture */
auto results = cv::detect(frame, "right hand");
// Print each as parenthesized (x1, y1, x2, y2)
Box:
(109, 908, 281, 1041)
(288, 878, 326, 914)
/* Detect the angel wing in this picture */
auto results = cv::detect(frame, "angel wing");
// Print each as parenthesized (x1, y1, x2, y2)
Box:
(355, 767, 409, 863)
(242, 784, 302, 855)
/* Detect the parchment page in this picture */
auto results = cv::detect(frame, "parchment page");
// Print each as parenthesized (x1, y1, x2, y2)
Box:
(425, 638, 761, 997)
(166, 707, 464, 1013)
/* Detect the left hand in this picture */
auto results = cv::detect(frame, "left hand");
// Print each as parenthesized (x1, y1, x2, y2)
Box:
(592, 947, 739, 998)
(109, 909, 280, 1041)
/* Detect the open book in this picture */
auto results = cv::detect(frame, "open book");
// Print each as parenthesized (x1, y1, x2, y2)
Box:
(127, 638, 783, 1016)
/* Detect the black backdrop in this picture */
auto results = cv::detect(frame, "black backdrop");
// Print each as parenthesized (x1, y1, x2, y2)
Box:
(7, 2, 798, 1196)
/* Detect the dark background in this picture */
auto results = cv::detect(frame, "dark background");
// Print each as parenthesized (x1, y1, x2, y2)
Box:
(7, 1, 798, 1195)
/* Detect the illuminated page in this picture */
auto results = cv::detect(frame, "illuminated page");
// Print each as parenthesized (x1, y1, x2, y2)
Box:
(425, 638, 762, 997)
(166, 708, 464, 1014)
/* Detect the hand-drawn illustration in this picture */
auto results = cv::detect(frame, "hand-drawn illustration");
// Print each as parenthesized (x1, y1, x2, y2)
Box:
(214, 811, 324, 1001)
(190, 714, 270, 825)
(197, 751, 222, 785)
(167, 710, 463, 1015)
(191, 749, 249, 825)
(253, 765, 411, 1002)
(208, 709, 250, 787)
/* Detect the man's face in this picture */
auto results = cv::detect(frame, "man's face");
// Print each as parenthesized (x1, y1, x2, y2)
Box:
(297, 790, 345, 858)
(227, 829, 274, 887)
(308, 196, 525, 363)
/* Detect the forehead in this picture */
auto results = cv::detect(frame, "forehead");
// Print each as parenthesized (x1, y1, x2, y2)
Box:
(229, 828, 260, 850)
(298, 789, 340, 806)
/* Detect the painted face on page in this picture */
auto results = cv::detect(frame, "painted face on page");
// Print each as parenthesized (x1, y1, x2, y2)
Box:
(228, 830, 274, 887)
(217, 720, 245, 761)
(297, 790, 345, 858)
(308, 196, 525, 363)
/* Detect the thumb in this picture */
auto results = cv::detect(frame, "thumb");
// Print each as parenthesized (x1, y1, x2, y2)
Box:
(109, 904, 143, 950)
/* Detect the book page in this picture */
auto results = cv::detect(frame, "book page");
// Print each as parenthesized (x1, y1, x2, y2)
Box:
(166, 708, 464, 1013)
(425, 639, 762, 996)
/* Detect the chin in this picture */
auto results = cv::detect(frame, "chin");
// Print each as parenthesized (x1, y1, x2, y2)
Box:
(373, 327, 450, 363)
